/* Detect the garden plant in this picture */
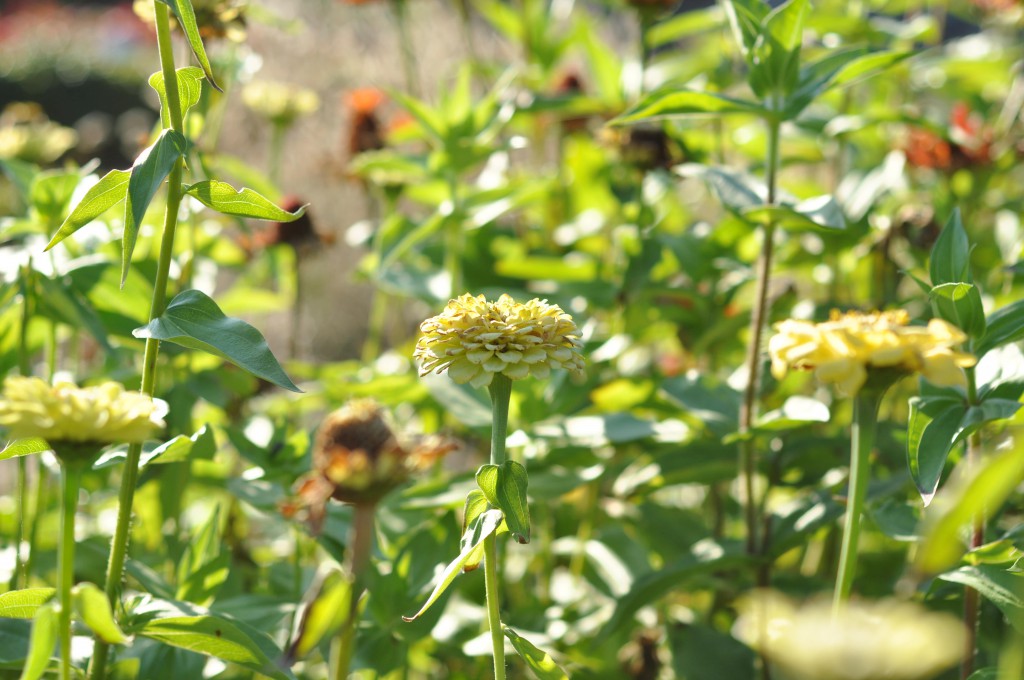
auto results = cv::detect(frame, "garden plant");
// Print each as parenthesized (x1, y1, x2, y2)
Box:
(1, 0, 1024, 679)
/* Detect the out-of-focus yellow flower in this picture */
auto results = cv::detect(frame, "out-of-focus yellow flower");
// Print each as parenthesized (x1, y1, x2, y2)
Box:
(0, 102, 77, 165)
(768, 310, 976, 395)
(734, 591, 965, 680)
(415, 293, 585, 389)
(242, 81, 319, 127)
(0, 377, 164, 447)
(290, 400, 454, 518)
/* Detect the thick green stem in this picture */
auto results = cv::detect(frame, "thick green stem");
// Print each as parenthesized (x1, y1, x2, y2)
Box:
(59, 461, 83, 680)
(11, 264, 32, 591)
(738, 118, 781, 558)
(331, 503, 377, 680)
(833, 391, 880, 611)
(488, 375, 512, 466)
(962, 366, 984, 679)
(91, 4, 185, 678)
(484, 534, 506, 680)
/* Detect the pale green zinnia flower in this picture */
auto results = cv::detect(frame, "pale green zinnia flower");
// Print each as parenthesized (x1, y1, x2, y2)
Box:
(242, 81, 320, 127)
(414, 293, 585, 388)
(0, 377, 165, 448)
(734, 590, 966, 680)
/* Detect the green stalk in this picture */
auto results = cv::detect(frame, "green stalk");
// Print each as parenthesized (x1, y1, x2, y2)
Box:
(483, 374, 512, 680)
(737, 118, 781, 559)
(58, 460, 83, 680)
(330, 503, 377, 680)
(90, 4, 186, 678)
(389, 0, 420, 98)
(961, 366, 984, 679)
(832, 390, 880, 611)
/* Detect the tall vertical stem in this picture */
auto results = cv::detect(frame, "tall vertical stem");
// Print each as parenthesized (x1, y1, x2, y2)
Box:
(91, 4, 185, 678)
(961, 366, 983, 679)
(484, 374, 512, 680)
(12, 263, 32, 590)
(738, 118, 781, 558)
(58, 461, 83, 680)
(389, 0, 420, 97)
(833, 391, 879, 611)
(331, 503, 377, 680)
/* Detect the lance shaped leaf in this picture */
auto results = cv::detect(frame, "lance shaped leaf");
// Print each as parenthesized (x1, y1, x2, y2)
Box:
(907, 395, 967, 506)
(133, 289, 300, 392)
(930, 209, 972, 286)
(976, 299, 1024, 358)
(123, 129, 189, 286)
(476, 461, 531, 544)
(149, 67, 205, 127)
(72, 583, 129, 645)
(0, 439, 51, 462)
(462, 489, 491, 572)
(403, 508, 504, 622)
(287, 568, 351, 661)
(0, 589, 55, 619)
(20, 602, 58, 680)
(503, 628, 569, 680)
(155, 0, 221, 90)
(184, 180, 306, 221)
(45, 170, 129, 251)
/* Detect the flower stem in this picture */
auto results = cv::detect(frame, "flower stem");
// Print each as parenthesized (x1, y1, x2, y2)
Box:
(389, 0, 420, 98)
(484, 373, 512, 679)
(91, 4, 185, 678)
(833, 390, 880, 612)
(961, 366, 984, 679)
(59, 461, 83, 680)
(331, 503, 377, 680)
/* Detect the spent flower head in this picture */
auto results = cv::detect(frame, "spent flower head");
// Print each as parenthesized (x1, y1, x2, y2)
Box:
(734, 591, 965, 680)
(0, 377, 165, 454)
(769, 310, 976, 395)
(415, 293, 585, 389)
(288, 400, 454, 525)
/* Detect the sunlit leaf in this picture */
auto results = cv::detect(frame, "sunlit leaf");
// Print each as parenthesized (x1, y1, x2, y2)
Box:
(503, 627, 569, 680)
(183, 180, 306, 222)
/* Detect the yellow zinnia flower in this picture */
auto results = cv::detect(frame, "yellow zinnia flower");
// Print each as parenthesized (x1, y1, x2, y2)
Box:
(242, 81, 320, 127)
(768, 310, 976, 395)
(414, 293, 585, 389)
(0, 377, 165, 447)
(734, 591, 965, 680)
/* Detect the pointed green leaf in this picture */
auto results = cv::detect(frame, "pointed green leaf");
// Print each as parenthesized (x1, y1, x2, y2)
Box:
(123, 129, 189, 286)
(73, 583, 129, 645)
(476, 461, 531, 544)
(33, 272, 113, 353)
(930, 282, 986, 339)
(19, 602, 57, 680)
(155, 0, 221, 90)
(133, 289, 300, 392)
(177, 505, 229, 606)
(45, 169, 130, 251)
(940, 566, 1024, 632)
(137, 615, 288, 679)
(0, 158, 39, 201)
(403, 508, 504, 622)
(743, 195, 846, 232)
(287, 569, 351, 660)
(0, 589, 55, 619)
(183, 180, 306, 221)
(94, 424, 216, 470)
(503, 627, 569, 680)
(613, 90, 763, 125)
(930, 209, 972, 286)
(0, 439, 51, 462)
(907, 396, 966, 506)
(149, 67, 205, 128)
(722, 0, 770, 57)
(976, 299, 1024, 357)
(29, 170, 82, 230)
(462, 489, 491, 572)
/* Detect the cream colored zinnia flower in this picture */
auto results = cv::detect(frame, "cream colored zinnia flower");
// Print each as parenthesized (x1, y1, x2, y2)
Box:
(0, 377, 164, 446)
(734, 591, 965, 680)
(414, 293, 585, 389)
(768, 310, 976, 395)
(242, 81, 320, 127)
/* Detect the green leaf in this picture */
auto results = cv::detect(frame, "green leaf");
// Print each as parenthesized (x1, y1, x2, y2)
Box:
(916, 444, 1024, 575)
(149, 67, 205, 128)
(930, 209, 972, 286)
(613, 90, 763, 125)
(402, 508, 504, 622)
(722, 0, 770, 58)
(476, 461, 531, 544)
(940, 565, 1024, 632)
(176, 505, 229, 606)
(669, 623, 755, 680)
(462, 489, 490, 572)
(753, 396, 830, 432)
(755, 0, 808, 99)
(33, 272, 113, 354)
(19, 602, 57, 680)
(743, 196, 846, 232)
(287, 569, 351, 661)
(976, 299, 1024, 357)
(503, 627, 569, 680)
(29, 170, 81, 230)
(123, 129, 189, 286)
(183, 180, 306, 222)
(930, 282, 986, 339)
(72, 583, 128, 645)
(677, 164, 764, 213)
(0, 158, 39, 201)
(133, 289, 300, 392)
(907, 396, 967, 506)
(137, 615, 288, 679)
(45, 169, 130, 251)
(93, 424, 216, 470)
(0, 589, 55, 619)
(155, 0, 220, 90)
(0, 439, 50, 462)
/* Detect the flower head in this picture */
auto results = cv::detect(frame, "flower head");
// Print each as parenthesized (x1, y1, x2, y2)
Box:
(415, 293, 585, 388)
(242, 81, 319, 128)
(0, 102, 77, 165)
(769, 310, 976, 395)
(289, 400, 454, 522)
(0, 377, 165, 449)
(734, 591, 965, 680)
